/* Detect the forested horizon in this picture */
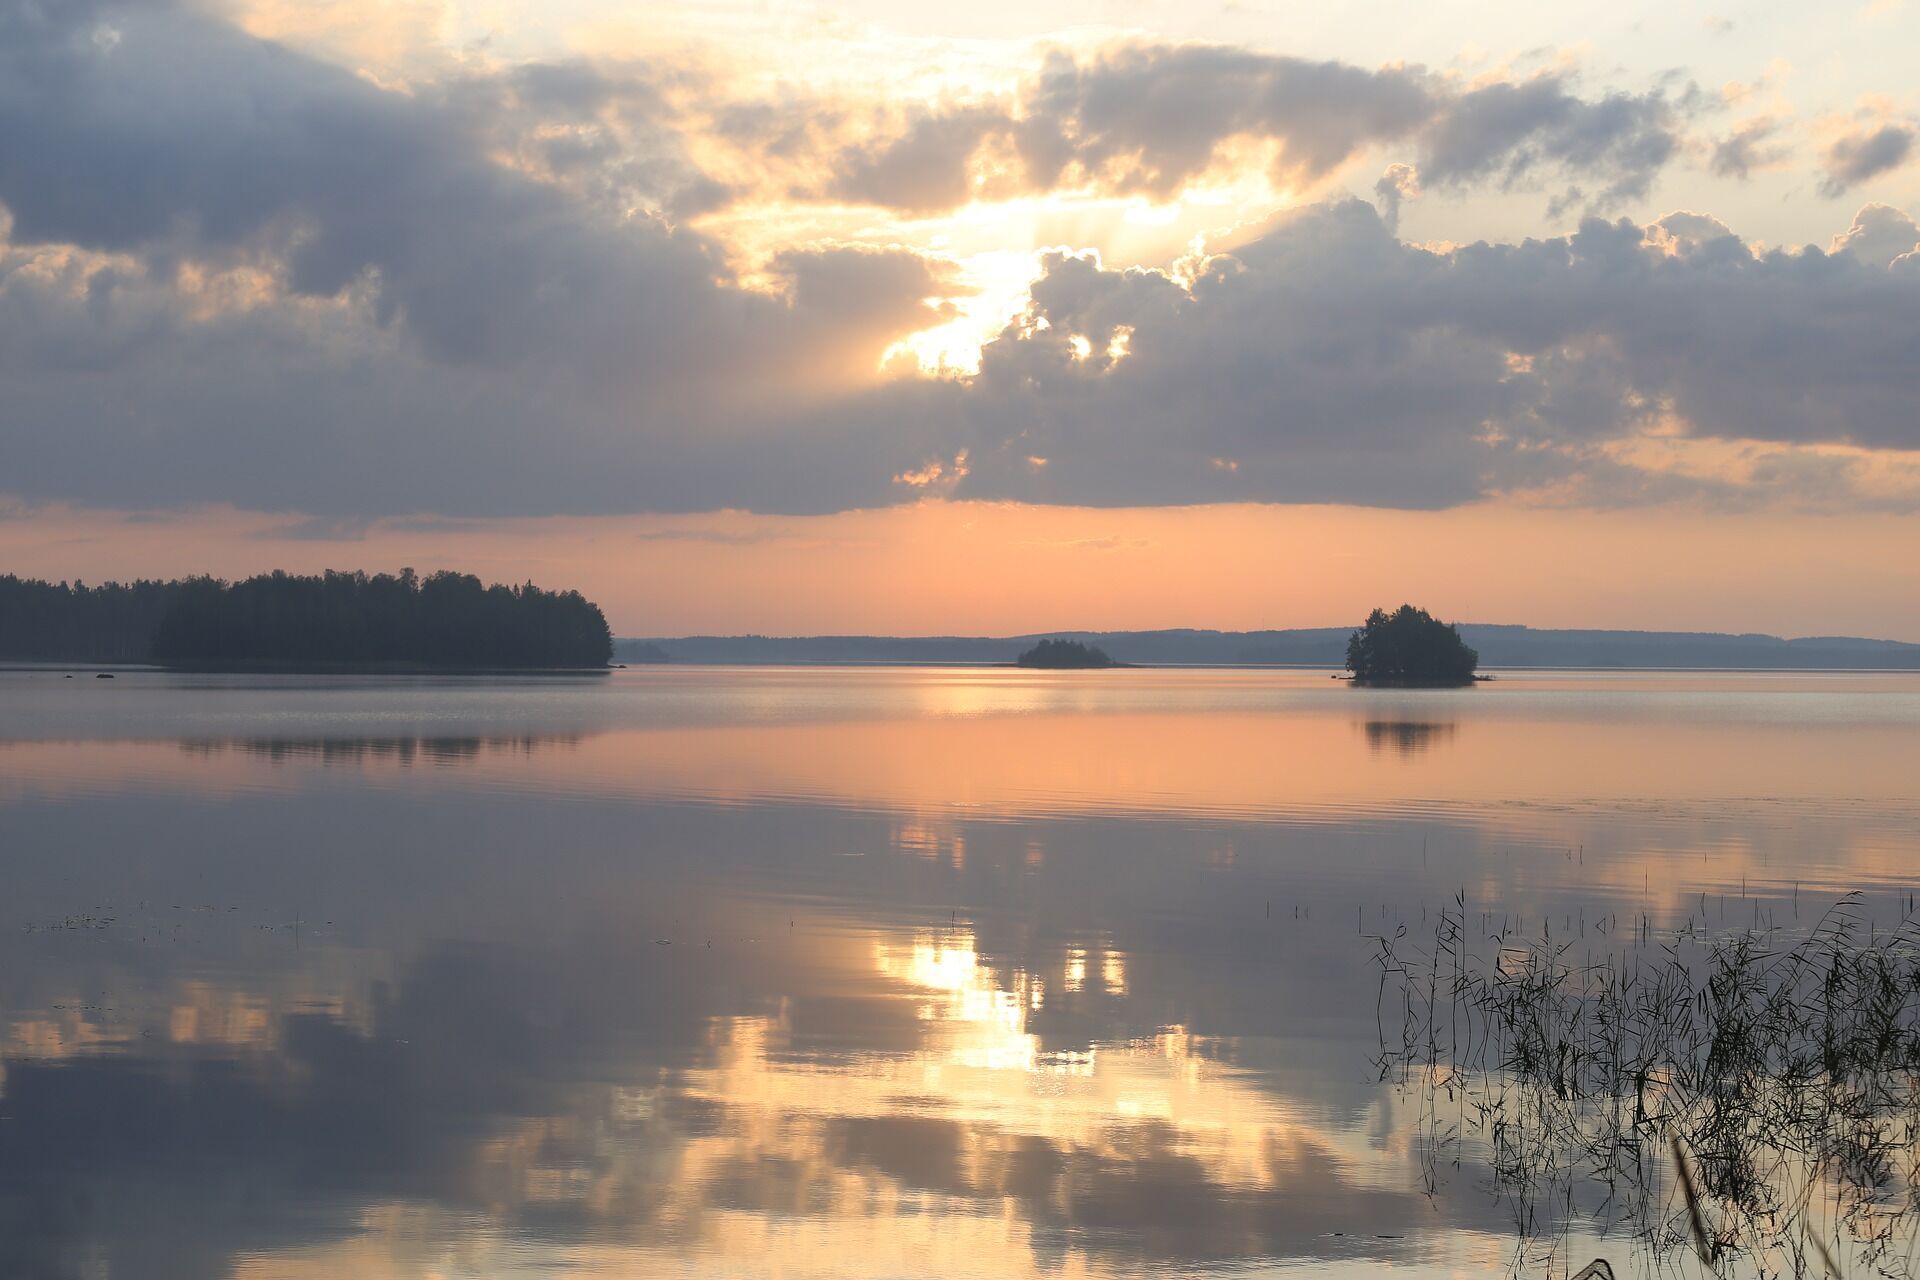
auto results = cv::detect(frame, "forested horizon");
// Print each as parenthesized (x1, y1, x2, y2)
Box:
(1, 570, 611, 669)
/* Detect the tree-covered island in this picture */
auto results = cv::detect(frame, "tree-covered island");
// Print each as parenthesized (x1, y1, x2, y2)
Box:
(1015, 638, 1121, 668)
(1344, 605, 1481, 687)
(2, 569, 612, 671)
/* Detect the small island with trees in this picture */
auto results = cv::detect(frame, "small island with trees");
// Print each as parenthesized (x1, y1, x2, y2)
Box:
(2, 569, 612, 672)
(1344, 605, 1482, 687)
(1015, 638, 1122, 668)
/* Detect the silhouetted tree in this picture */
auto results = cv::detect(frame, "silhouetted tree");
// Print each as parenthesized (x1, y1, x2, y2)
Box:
(1016, 638, 1118, 668)
(1345, 605, 1479, 686)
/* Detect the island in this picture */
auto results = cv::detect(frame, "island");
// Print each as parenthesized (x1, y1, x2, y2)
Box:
(0, 569, 613, 671)
(1016, 638, 1121, 668)
(1344, 605, 1481, 687)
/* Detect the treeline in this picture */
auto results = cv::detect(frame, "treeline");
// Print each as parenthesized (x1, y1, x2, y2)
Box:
(0, 576, 181, 661)
(1, 570, 612, 669)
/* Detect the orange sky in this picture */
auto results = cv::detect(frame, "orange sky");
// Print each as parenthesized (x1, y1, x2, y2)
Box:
(6, 499, 1917, 639)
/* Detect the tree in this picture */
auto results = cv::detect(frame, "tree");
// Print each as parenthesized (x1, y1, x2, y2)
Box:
(1345, 605, 1479, 686)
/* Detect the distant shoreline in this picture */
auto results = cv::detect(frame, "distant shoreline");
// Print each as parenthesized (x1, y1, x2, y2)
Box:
(603, 659, 1920, 675)
(615, 624, 1920, 672)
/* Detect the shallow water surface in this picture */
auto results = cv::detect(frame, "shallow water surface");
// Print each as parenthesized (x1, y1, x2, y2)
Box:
(3, 666, 1919, 1278)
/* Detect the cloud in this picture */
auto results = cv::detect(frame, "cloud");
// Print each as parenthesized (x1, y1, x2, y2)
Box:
(1372, 163, 1421, 230)
(2, 0, 1918, 520)
(0, 0, 962, 513)
(0, 1, 722, 373)
(631, 526, 790, 546)
(1019, 45, 1435, 196)
(941, 200, 1920, 510)
(1418, 75, 1685, 210)
(826, 107, 1020, 214)
(1709, 116, 1788, 179)
(256, 514, 377, 541)
(815, 44, 1690, 217)
(1820, 121, 1917, 195)
(1829, 203, 1920, 267)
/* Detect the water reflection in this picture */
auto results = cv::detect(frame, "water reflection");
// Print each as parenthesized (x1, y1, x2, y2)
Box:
(2, 669, 1919, 1277)
(179, 733, 581, 766)
(1362, 720, 1458, 757)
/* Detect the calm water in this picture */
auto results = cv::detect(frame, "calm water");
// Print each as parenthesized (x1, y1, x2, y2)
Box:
(4, 666, 1919, 1278)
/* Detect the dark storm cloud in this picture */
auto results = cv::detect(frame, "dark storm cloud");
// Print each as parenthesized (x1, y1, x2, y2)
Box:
(822, 44, 1689, 216)
(1819, 121, 1917, 196)
(1, 0, 1918, 518)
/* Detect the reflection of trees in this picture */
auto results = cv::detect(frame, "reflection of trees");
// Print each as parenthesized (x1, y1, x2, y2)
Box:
(1362, 721, 1458, 757)
(178, 734, 582, 765)
(1374, 892, 1920, 1277)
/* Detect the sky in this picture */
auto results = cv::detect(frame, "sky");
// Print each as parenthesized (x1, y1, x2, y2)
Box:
(2, 0, 1919, 637)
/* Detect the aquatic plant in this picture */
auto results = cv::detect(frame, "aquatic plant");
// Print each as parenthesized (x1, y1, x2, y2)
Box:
(1373, 891, 1920, 1277)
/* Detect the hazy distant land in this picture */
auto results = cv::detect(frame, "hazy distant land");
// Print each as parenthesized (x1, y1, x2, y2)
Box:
(616, 625, 1920, 671)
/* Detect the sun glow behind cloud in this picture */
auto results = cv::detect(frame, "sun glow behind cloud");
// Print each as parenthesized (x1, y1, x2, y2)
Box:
(882, 248, 1043, 373)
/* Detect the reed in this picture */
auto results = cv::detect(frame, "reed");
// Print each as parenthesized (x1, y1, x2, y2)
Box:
(1373, 891, 1920, 1277)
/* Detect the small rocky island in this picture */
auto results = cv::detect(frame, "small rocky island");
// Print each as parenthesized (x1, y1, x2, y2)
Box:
(1016, 638, 1121, 668)
(1344, 605, 1481, 687)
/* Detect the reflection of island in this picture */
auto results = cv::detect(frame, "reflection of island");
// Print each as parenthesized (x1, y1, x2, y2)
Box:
(1362, 720, 1459, 757)
(1015, 639, 1122, 668)
(179, 733, 583, 766)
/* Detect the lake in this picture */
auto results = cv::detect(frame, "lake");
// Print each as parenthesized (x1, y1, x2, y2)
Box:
(4, 666, 1919, 1278)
